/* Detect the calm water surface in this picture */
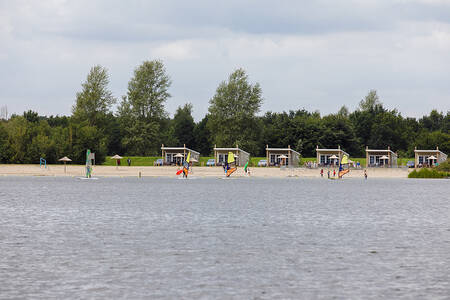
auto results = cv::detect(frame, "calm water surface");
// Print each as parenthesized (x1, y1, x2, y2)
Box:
(0, 176, 449, 299)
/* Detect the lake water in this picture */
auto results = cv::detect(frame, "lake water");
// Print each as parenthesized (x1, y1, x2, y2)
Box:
(0, 176, 449, 299)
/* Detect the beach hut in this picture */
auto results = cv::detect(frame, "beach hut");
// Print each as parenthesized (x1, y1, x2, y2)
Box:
(111, 154, 123, 170)
(414, 147, 447, 168)
(365, 146, 398, 168)
(265, 145, 300, 167)
(161, 144, 200, 166)
(213, 145, 249, 167)
(316, 145, 349, 167)
(58, 156, 72, 173)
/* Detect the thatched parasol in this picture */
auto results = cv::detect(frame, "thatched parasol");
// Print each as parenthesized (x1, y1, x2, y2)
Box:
(111, 154, 123, 169)
(58, 156, 72, 173)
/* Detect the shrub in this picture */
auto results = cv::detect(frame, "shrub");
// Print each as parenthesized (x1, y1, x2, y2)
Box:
(436, 159, 450, 172)
(408, 168, 450, 179)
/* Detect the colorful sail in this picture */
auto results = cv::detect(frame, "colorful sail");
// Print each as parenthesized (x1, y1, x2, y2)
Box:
(225, 152, 237, 177)
(338, 155, 350, 178)
(226, 167, 237, 177)
(341, 155, 349, 165)
(85, 149, 92, 178)
(186, 152, 191, 163)
(227, 152, 235, 164)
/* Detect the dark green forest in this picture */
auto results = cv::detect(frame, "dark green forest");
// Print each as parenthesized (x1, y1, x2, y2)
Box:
(0, 61, 448, 164)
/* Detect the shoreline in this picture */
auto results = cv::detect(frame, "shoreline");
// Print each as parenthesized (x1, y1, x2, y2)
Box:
(0, 164, 413, 178)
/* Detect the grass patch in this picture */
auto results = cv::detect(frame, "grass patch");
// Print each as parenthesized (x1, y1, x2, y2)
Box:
(408, 168, 450, 178)
(103, 156, 160, 166)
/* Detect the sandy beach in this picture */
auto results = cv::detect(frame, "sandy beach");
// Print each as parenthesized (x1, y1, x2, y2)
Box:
(0, 164, 412, 178)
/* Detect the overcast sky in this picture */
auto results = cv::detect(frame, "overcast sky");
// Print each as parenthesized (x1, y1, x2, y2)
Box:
(1, 0, 449, 120)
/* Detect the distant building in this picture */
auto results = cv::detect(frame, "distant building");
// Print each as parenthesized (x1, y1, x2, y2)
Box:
(161, 144, 200, 165)
(365, 146, 398, 168)
(265, 145, 300, 167)
(414, 147, 447, 168)
(316, 145, 349, 166)
(213, 145, 250, 167)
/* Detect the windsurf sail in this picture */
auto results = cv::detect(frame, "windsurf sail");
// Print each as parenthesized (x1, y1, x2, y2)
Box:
(182, 152, 191, 177)
(227, 152, 235, 164)
(226, 152, 237, 177)
(85, 149, 92, 178)
(186, 152, 191, 163)
(341, 155, 349, 165)
(338, 155, 350, 178)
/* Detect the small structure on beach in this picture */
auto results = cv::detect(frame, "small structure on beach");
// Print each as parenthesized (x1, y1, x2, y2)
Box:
(213, 145, 249, 167)
(414, 146, 447, 168)
(161, 144, 200, 165)
(365, 146, 398, 168)
(265, 145, 300, 167)
(58, 156, 72, 173)
(110, 154, 123, 170)
(316, 145, 349, 166)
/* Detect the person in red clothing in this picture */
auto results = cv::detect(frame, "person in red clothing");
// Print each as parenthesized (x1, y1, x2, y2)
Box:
(333, 169, 336, 177)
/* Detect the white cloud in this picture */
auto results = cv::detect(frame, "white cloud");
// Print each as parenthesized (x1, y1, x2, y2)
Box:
(0, 0, 449, 119)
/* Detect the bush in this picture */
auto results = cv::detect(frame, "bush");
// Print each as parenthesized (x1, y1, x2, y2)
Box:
(408, 168, 450, 179)
(436, 159, 450, 172)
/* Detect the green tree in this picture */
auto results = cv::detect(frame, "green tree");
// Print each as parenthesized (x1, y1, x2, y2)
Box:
(414, 131, 450, 154)
(72, 65, 116, 127)
(173, 103, 195, 147)
(0, 122, 12, 163)
(419, 110, 445, 132)
(193, 115, 212, 155)
(207, 68, 263, 154)
(358, 89, 382, 111)
(119, 60, 171, 155)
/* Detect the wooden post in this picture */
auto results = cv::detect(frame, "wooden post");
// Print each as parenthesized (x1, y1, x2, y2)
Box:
(366, 146, 369, 168)
(288, 145, 291, 167)
(387, 146, 391, 167)
(316, 145, 319, 166)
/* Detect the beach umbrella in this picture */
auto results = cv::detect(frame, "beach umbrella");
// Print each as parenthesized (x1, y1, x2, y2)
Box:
(174, 153, 184, 165)
(278, 154, 288, 166)
(58, 156, 72, 173)
(111, 154, 123, 169)
(427, 155, 437, 165)
(379, 155, 389, 166)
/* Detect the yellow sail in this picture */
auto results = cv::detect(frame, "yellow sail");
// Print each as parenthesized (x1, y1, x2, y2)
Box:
(186, 152, 191, 163)
(227, 152, 235, 164)
(341, 155, 349, 164)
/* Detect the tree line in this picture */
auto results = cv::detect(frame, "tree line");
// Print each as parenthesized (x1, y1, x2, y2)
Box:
(0, 60, 449, 164)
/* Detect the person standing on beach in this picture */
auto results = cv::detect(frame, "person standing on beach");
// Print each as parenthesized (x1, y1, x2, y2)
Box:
(327, 170, 330, 178)
(320, 169, 323, 177)
(364, 169, 367, 179)
(333, 169, 336, 177)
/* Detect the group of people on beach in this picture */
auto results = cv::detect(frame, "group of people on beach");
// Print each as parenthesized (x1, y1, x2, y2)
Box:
(320, 168, 368, 179)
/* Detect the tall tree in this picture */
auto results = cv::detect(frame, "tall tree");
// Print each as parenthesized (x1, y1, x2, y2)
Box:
(119, 60, 171, 155)
(193, 115, 212, 156)
(358, 89, 382, 111)
(207, 68, 263, 154)
(173, 103, 195, 147)
(72, 65, 116, 127)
